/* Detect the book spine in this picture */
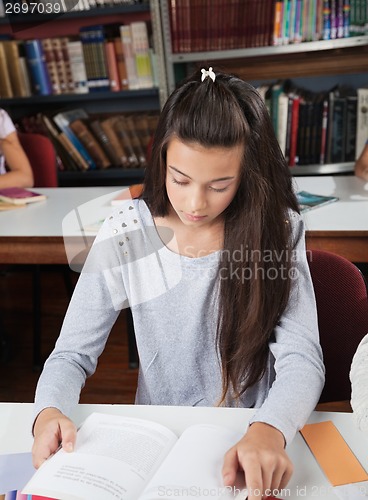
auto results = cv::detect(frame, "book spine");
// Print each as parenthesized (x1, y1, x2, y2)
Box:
(119, 25, 139, 90)
(69, 119, 111, 169)
(104, 40, 121, 92)
(24, 39, 52, 95)
(273, 0, 284, 45)
(343, 0, 350, 37)
(294, 0, 303, 42)
(2, 41, 29, 98)
(113, 37, 129, 90)
(322, 0, 331, 39)
(53, 113, 96, 169)
(0, 43, 14, 98)
(90, 119, 123, 167)
(319, 98, 329, 164)
(130, 21, 154, 89)
(66, 40, 88, 94)
(330, 0, 338, 38)
(60, 37, 77, 94)
(41, 38, 62, 95)
(344, 95, 357, 162)
(330, 96, 346, 162)
(289, 95, 301, 166)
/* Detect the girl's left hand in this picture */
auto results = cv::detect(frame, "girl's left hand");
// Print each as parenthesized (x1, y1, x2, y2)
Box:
(222, 422, 293, 500)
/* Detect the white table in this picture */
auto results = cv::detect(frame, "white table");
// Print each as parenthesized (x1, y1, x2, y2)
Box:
(0, 186, 125, 264)
(1, 403, 368, 499)
(295, 175, 368, 262)
(0, 177, 367, 265)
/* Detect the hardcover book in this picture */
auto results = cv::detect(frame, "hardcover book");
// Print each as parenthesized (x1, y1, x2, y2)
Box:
(24, 39, 52, 96)
(0, 187, 46, 205)
(297, 190, 339, 213)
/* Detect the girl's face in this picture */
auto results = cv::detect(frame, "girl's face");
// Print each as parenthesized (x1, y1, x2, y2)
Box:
(165, 137, 243, 228)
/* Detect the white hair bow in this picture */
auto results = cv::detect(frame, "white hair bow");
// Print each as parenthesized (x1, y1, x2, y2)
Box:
(201, 67, 216, 82)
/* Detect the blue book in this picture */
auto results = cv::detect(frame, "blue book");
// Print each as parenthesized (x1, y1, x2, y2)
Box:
(297, 190, 339, 213)
(53, 110, 96, 170)
(24, 40, 52, 96)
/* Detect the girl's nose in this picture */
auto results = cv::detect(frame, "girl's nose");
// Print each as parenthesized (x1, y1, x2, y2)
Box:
(189, 187, 207, 213)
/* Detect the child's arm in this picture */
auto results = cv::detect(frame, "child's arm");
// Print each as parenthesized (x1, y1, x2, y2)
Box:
(222, 422, 292, 500)
(0, 131, 34, 188)
(32, 407, 77, 468)
(355, 143, 368, 181)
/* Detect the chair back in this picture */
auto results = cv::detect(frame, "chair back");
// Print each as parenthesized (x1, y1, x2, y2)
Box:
(18, 132, 58, 187)
(307, 249, 368, 403)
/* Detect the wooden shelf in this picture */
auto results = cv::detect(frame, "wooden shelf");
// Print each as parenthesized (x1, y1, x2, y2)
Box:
(0, 88, 159, 107)
(170, 36, 368, 63)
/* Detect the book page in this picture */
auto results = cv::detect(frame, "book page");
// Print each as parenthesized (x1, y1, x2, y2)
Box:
(23, 413, 178, 500)
(141, 423, 246, 499)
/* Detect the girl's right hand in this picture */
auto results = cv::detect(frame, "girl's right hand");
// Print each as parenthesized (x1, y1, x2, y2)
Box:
(32, 407, 77, 468)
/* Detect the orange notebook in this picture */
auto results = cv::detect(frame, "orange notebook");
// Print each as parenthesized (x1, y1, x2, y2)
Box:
(301, 421, 368, 487)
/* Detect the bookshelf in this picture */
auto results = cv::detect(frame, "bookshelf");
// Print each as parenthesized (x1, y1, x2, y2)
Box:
(0, 0, 167, 186)
(159, 1, 368, 176)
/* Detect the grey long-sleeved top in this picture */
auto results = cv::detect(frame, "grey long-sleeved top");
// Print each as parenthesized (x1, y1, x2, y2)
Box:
(34, 199, 325, 444)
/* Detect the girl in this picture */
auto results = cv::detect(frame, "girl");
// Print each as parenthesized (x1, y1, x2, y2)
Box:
(355, 141, 368, 181)
(0, 108, 34, 188)
(350, 333, 368, 432)
(32, 68, 324, 499)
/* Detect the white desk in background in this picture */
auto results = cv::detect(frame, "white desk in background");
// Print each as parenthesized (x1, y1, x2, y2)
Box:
(295, 175, 368, 262)
(0, 177, 367, 264)
(1, 403, 368, 500)
(0, 186, 125, 264)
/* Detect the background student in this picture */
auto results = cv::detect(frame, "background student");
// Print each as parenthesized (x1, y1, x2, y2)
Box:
(31, 68, 324, 499)
(350, 333, 368, 433)
(355, 142, 368, 181)
(0, 108, 34, 188)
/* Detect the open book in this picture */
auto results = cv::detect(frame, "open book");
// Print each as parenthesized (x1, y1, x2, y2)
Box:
(297, 190, 338, 213)
(23, 412, 247, 500)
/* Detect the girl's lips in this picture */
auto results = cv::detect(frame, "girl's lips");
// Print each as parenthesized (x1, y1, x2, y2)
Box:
(184, 212, 207, 222)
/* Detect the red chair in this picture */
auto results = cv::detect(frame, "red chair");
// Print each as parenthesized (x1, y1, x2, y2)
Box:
(18, 132, 58, 187)
(307, 250, 368, 404)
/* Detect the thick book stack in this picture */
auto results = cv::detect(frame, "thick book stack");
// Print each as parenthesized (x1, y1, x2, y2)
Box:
(168, 0, 354, 53)
(0, 21, 156, 98)
(20, 109, 159, 172)
(259, 79, 361, 167)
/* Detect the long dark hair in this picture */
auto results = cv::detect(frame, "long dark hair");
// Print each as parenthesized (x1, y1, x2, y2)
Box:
(142, 69, 299, 404)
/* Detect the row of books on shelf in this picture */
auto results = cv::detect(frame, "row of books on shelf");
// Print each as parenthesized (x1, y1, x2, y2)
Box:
(18, 109, 159, 172)
(169, 0, 362, 53)
(0, 0, 147, 16)
(259, 79, 367, 167)
(0, 21, 156, 99)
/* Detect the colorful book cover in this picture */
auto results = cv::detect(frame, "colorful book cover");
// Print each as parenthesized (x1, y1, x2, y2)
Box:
(24, 40, 52, 96)
(0, 187, 46, 205)
(53, 110, 97, 170)
(297, 190, 339, 213)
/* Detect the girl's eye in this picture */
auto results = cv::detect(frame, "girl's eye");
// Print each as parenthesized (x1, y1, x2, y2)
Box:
(210, 186, 229, 193)
(172, 178, 188, 186)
